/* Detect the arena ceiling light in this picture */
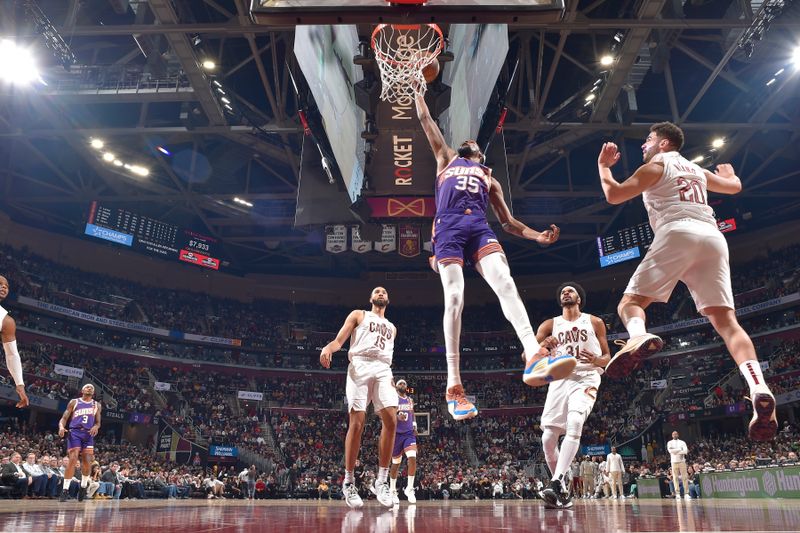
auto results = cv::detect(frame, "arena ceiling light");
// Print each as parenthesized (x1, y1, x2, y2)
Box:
(599, 55, 614, 66)
(102, 152, 115, 162)
(793, 45, 800, 67)
(89, 138, 105, 150)
(233, 197, 254, 208)
(0, 40, 41, 85)
(691, 155, 704, 164)
(202, 59, 216, 70)
(711, 138, 725, 149)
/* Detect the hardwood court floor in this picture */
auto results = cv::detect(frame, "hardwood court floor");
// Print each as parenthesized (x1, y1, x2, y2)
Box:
(1, 498, 799, 532)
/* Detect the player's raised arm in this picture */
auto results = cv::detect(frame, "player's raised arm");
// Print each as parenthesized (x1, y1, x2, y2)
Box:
(597, 143, 663, 205)
(414, 94, 456, 170)
(58, 399, 76, 438)
(319, 310, 363, 368)
(704, 164, 742, 195)
(488, 177, 560, 246)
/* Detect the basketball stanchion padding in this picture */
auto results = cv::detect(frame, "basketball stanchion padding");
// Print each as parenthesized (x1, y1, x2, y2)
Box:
(371, 23, 443, 103)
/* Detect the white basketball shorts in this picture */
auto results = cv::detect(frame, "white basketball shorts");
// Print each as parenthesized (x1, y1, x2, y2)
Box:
(625, 220, 734, 314)
(540, 370, 601, 431)
(346, 357, 399, 413)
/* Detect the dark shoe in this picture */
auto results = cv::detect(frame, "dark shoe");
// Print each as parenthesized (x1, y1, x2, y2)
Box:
(59, 490, 69, 502)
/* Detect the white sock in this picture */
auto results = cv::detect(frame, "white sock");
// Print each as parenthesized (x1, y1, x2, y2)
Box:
(446, 353, 461, 390)
(344, 471, 355, 485)
(377, 467, 389, 484)
(625, 317, 646, 338)
(541, 429, 560, 476)
(81, 475, 89, 488)
(407, 475, 415, 489)
(63, 478, 71, 491)
(521, 333, 542, 362)
(390, 477, 397, 491)
(553, 436, 580, 482)
(739, 360, 767, 394)
(439, 264, 465, 390)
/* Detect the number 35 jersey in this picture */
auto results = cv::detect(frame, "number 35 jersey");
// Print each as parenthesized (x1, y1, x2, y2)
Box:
(552, 313, 603, 375)
(348, 311, 395, 365)
(435, 157, 491, 217)
(644, 151, 717, 233)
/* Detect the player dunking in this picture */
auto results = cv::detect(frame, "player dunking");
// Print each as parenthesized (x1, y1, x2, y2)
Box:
(537, 283, 610, 509)
(0, 275, 29, 408)
(59, 384, 102, 501)
(415, 94, 571, 420)
(319, 287, 398, 508)
(390, 379, 417, 505)
(598, 122, 777, 440)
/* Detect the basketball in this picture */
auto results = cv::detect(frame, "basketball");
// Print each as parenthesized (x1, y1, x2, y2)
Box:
(422, 57, 440, 83)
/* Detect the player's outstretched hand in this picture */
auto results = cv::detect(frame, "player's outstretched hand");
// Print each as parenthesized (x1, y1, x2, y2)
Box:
(541, 336, 559, 351)
(598, 142, 621, 168)
(715, 163, 736, 179)
(58, 425, 66, 438)
(15, 385, 29, 408)
(535, 224, 560, 246)
(89, 426, 99, 437)
(319, 348, 333, 369)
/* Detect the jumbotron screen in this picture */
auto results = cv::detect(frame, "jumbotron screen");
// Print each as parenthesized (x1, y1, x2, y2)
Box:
(84, 202, 222, 270)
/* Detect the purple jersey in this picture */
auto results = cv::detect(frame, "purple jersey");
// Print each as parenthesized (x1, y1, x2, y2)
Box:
(435, 157, 491, 217)
(396, 396, 415, 435)
(69, 399, 97, 431)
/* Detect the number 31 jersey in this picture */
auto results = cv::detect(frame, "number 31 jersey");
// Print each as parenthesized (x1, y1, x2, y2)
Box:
(435, 157, 491, 217)
(643, 151, 717, 233)
(348, 311, 395, 365)
(552, 313, 602, 374)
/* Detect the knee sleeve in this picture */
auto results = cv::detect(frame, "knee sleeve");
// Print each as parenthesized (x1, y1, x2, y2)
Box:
(542, 428, 561, 463)
(392, 456, 402, 465)
(405, 450, 416, 458)
(566, 410, 587, 438)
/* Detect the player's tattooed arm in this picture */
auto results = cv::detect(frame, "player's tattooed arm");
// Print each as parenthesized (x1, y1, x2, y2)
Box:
(489, 177, 560, 246)
(58, 399, 76, 438)
(319, 310, 363, 368)
(414, 94, 456, 171)
(90, 402, 102, 437)
(587, 315, 612, 368)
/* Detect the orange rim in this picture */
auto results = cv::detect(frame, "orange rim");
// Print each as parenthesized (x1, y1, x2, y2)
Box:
(371, 23, 443, 65)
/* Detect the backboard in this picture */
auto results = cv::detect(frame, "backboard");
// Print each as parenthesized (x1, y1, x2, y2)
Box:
(251, 0, 565, 25)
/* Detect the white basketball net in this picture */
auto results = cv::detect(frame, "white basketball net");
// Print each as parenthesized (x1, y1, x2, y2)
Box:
(372, 24, 443, 103)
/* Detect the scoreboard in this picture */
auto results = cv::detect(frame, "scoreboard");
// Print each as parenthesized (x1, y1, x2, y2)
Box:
(598, 222, 654, 257)
(84, 202, 222, 270)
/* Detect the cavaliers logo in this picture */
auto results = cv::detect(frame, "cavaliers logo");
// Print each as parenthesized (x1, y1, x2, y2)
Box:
(388, 198, 427, 217)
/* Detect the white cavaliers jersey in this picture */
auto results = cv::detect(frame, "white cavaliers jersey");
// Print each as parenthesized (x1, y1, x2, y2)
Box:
(0, 304, 7, 332)
(643, 151, 718, 233)
(348, 311, 395, 365)
(552, 313, 603, 374)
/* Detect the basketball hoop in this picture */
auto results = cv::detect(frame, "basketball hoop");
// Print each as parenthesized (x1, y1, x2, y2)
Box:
(371, 23, 443, 103)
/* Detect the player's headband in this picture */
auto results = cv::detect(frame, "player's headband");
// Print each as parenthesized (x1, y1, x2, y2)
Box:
(82, 383, 95, 390)
(562, 286, 578, 297)
(396, 380, 407, 387)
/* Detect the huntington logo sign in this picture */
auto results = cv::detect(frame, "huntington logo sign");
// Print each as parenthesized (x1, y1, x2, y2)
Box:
(698, 467, 800, 499)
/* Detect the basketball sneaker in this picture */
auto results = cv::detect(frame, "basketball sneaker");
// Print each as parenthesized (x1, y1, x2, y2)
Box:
(343, 482, 363, 509)
(391, 489, 400, 506)
(77, 485, 86, 502)
(375, 481, 394, 507)
(446, 384, 478, 420)
(59, 489, 69, 502)
(604, 334, 664, 379)
(747, 386, 778, 441)
(404, 485, 417, 504)
(522, 347, 576, 387)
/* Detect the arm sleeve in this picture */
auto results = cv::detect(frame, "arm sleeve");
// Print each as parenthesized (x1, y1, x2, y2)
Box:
(3, 341, 24, 386)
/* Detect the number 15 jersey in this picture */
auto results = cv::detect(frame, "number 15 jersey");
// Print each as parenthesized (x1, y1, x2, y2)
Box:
(348, 311, 395, 365)
(644, 151, 717, 233)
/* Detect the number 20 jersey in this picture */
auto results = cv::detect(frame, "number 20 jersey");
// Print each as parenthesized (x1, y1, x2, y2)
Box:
(643, 151, 717, 233)
(435, 157, 491, 217)
(552, 313, 602, 374)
